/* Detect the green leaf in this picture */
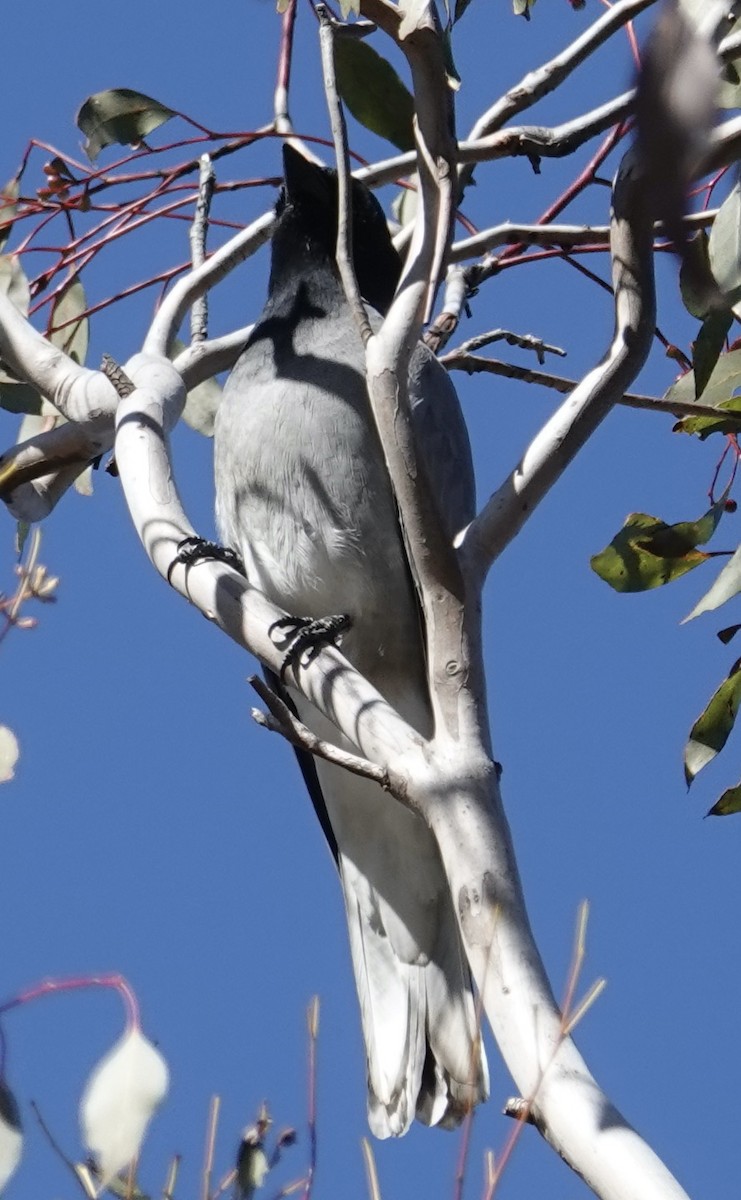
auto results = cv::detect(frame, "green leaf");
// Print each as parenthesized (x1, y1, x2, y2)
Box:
(0, 382, 44, 416)
(49, 276, 88, 365)
(76, 89, 176, 162)
(441, 26, 461, 90)
(591, 505, 724, 593)
(708, 181, 741, 317)
(74, 464, 95, 497)
(15, 521, 30, 556)
(0, 725, 19, 783)
(170, 338, 222, 437)
(673, 395, 741, 439)
(685, 657, 741, 785)
(0, 177, 19, 254)
(708, 784, 741, 816)
(335, 39, 415, 152)
(717, 16, 741, 108)
(679, 231, 712, 319)
(692, 308, 733, 399)
(391, 184, 417, 229)
(0, 255, 30, 316)
(182, 376, 222, 438)
(0, 256, 40, 413)
(666, 347, 741, 419)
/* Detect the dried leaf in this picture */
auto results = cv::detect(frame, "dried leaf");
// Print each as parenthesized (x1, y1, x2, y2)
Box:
(0, 727, 20, 783)
(80, 1026, 169, 1187)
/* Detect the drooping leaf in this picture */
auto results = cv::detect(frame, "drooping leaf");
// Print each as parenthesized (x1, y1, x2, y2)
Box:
(0, 256, 30, 316)
(15, 522, 30, 557)
(679, 231, 712, 318)
(49, 276, 88, 365)
(182, 377, 222, 438)
(441, 26, 462, 90)
(708, 783, 741, 816)
(76, 90, 176, 162)
(0, 256, 42, 413)
(335, 39, 415, 153)
(708, 181, 741, 318)
(684, 541, 741, 621)
(684, 657, 741, 785)
(0, 178, 19, 254)
(692, 308, 733, 399)
(591, 505, 724, 593)
(0, 382, 44, 417)
(0, 1079, 22, 1189)
(170, 339, 222, 437)
(74, 464, 95, 497)
(0, 726, 20, 783)
(392, 183, 417, 229)
(718, 17, 741, 108)
(80, 1026, 169, 1187)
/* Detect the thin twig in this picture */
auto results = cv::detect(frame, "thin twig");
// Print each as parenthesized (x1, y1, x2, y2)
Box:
(361, 1139, 383, 1200)
(161, 1155, 181, 1200)
(201, 1095, 221, 1200)
(249, 676, 393, 788)
(275, 0, 298, 135)
(302, 998, 319, 1200)
(317, 5, 373, 344)
(466, 0, 657, 141)
(30, 1101, 96, 1199)
(441, 351, 729, 423)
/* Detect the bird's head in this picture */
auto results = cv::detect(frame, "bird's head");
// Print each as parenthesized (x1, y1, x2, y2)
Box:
(272, 144, 402, 316)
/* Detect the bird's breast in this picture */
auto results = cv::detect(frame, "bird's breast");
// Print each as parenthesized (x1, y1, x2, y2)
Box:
(214, 349, 420, 678)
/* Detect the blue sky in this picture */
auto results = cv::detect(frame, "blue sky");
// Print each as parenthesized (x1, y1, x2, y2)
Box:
(1, 2, 738, 1198)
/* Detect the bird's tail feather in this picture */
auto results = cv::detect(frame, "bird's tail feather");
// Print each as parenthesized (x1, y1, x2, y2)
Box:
(341, 857, 489, 1139)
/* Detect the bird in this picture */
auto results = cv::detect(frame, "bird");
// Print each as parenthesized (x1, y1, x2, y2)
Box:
(214, 144, 489, 1137)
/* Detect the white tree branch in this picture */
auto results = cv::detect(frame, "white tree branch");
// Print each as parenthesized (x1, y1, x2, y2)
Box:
(459, 146, 656, 586)
(111, 352, 427, 775)
(467, 0, 657, 141)
(143, 211, 273, 358)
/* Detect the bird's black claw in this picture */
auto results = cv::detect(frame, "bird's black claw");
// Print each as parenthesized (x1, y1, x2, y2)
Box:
(170, 536, 245, 580)
(270, 613, 352, 681)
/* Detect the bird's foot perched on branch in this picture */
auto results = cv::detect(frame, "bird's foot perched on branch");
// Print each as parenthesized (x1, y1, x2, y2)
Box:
(270, 613, 352, 681)
(169, 535, 245, 579)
